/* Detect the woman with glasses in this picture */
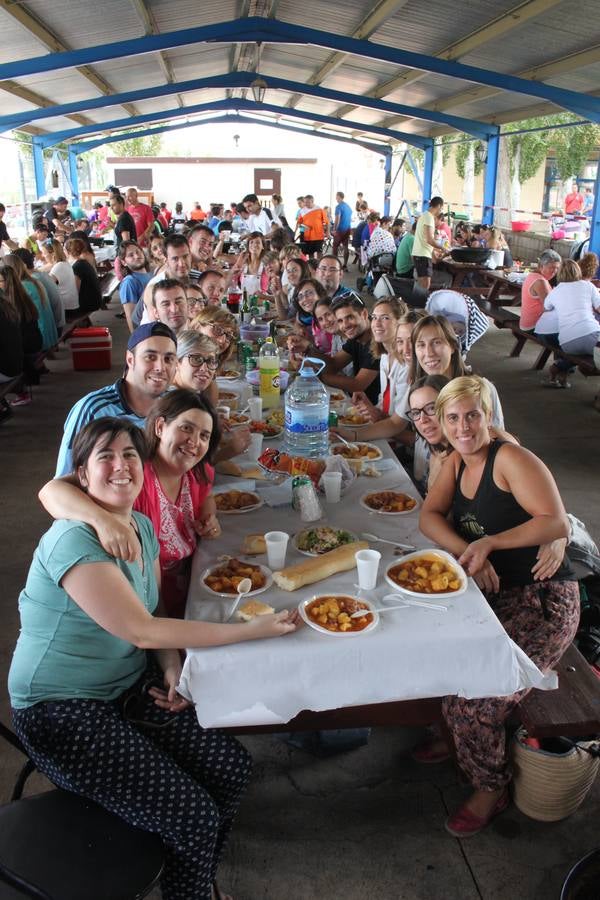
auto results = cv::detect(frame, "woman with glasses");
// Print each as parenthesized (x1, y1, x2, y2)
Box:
(185, 282, 208, 320)
(19, 415, 298, 900)
(271, 256, 311, 320)
(189, 307, 238, 369)
(39, 237, 79, 315)
(292, 277, 327, 337)
(418, 376, 577, 837)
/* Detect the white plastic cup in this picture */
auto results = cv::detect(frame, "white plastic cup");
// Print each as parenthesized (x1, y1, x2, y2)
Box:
(247, 433, 264, 460)
(322, 471, 343, 503)
(248, 396, 263, 422)
(264, 531, 289, 570)
(355, 549, 381, 591)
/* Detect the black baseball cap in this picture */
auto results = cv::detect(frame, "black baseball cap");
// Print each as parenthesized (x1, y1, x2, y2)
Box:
(127, 322, 177, 352)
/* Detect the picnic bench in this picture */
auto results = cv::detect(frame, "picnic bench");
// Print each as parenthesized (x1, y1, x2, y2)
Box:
(476, 299, 600, 375)
(482, 270, 523, 306)
(438, 259, 494, 297)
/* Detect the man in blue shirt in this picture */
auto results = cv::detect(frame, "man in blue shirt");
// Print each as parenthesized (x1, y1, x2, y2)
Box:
(55, 322, 177, 476)
(118, 241, 153, 332)
(333, 191, 353, 270)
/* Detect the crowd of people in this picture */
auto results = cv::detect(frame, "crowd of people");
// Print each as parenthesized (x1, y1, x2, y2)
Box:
(0, 184, 592, 897)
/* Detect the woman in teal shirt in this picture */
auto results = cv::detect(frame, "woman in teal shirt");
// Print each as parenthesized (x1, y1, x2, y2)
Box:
(9, 417, 297, 900)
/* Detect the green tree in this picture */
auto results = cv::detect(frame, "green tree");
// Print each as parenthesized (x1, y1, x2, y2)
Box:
(108, 133, 163, 157)
(454, 136, 486, 179)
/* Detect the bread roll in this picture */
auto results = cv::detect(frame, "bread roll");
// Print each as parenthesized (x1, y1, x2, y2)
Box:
(242, 534, 266, 555)
(272, 540, 369, 591)
(215, 460, 243, 477)
(237, 599, 275, 621)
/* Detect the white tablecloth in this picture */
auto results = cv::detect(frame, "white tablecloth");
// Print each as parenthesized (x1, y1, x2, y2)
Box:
(180, 437, 551, 728)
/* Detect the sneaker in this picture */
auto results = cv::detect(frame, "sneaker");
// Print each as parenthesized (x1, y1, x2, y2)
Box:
(10, 391, 32, 407)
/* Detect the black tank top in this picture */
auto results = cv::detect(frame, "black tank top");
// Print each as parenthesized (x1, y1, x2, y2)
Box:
(453, 440, 573, 588)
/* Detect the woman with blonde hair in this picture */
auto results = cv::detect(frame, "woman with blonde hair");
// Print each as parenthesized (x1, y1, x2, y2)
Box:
(40, 238, 79, 314)
(189, 306, 238, 367)
(417, 375, 578, 837)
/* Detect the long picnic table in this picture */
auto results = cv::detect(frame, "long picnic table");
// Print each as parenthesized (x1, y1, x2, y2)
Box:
(179, 412, 550, 732)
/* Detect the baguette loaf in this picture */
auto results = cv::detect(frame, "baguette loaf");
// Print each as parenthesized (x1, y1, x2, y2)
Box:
(272, 540, 369, 591)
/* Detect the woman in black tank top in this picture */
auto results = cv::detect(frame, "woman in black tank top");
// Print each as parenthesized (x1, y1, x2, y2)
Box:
(418, 375, 579, 837)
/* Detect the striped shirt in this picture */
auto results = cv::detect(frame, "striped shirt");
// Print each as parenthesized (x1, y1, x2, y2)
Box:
(55, 379, 145, 476)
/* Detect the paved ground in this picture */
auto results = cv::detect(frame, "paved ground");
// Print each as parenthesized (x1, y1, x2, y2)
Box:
(1, 295, 599, 900)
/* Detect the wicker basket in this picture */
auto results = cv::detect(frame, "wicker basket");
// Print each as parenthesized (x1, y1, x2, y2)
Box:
(511, 729, 599, 822)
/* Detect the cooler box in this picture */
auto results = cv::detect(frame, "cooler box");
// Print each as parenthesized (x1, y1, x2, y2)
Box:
(70, 327, 112, 371)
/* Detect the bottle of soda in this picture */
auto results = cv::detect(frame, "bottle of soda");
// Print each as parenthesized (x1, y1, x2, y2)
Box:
(259, 337, 280, 410)
(241, 288, 249, 324)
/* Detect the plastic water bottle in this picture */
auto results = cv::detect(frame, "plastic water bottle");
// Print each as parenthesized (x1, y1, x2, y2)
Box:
(259, 338, 280, 410)
(284, 358, 330, 458)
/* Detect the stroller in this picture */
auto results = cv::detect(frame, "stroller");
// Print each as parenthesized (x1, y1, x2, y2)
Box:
(357, 251, 396, 294)
(425, 290, 489, 354)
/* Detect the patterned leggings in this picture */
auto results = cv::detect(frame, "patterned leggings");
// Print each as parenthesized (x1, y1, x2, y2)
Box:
(12, 679, 252, 900)
(442, 580, 580, 792)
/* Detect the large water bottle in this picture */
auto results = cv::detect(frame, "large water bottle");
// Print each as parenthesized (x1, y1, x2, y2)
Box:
(284, 358, 330, 458)
(259, 337, 280, 410)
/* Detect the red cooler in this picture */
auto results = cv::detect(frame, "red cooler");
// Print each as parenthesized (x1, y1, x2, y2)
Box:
(70, 327, 112, 371)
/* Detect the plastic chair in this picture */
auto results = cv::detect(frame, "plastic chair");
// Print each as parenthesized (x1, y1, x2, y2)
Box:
(0, 721, 164, 900)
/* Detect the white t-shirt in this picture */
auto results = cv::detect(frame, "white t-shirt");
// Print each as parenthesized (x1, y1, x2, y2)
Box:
(544, 281, 600, 344)
(248, 208, 279, 235)
(50, 261, 79, 311)
(378, 354, 410, 418)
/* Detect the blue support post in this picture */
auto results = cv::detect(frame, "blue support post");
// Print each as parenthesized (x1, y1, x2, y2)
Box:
(32, 139, 45, 199)
(422, 145, 434, 211)
(482, 134, 500, 226)
(383, 151, 392, 216)
(68, 149, 79, 204)
(588, 161, 600, 261)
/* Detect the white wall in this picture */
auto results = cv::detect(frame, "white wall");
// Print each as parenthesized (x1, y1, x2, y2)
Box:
(105, 121, 388, 217)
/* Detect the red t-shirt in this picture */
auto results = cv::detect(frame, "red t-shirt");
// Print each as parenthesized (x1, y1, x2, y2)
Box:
(127, 202, 155, 246)
(564, 191, 584, 215)
(134, 461, 214, 617)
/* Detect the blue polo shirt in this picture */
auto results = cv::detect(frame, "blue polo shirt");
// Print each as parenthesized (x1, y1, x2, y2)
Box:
(120, 271, 152, 306)
(335, 201, 352, 231)
(56, 379, 145, 476)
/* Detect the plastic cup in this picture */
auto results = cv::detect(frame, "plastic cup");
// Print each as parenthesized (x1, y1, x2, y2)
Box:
(264, 531, 289, 570)
(248, 396, 263, 422)
(355, 549, 381, 591)
(247, 433, 263, 460)
(322, 471, 342, 503)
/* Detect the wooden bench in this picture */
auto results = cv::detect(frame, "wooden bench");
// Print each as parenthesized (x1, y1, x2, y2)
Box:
(0, 374, 25, 403)
(477, 299, 600, 376)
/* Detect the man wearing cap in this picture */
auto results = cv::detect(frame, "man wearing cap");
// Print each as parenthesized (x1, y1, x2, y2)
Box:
(44, 197, 73, 238)
(55, 323, 177, 476)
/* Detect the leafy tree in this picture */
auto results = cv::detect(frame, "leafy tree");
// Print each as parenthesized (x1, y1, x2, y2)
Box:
(108, 133, 163, 157)
(454, 136, 486, 179)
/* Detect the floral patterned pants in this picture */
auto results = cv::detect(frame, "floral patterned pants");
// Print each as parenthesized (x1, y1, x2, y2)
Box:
(442, 579, 580, 791)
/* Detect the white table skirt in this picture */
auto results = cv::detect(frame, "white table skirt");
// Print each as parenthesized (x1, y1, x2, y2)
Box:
(180, 438, 550, 728)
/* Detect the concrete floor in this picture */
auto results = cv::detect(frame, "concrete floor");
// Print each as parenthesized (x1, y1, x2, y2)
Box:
(1, 297, 599, 900)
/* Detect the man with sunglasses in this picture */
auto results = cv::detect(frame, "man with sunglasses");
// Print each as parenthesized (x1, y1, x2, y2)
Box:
(55, 322, 177, 476)
(321, 296, 381, 403)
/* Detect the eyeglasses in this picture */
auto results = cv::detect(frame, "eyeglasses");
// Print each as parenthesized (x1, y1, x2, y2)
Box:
(406, 402, 437, 422)
(317, 265, 341, 273)
(297, 290, 317, 301)
(185, 354, 219, 370)
(209, 325, 235, 340)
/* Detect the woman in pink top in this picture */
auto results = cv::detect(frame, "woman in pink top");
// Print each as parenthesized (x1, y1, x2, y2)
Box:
(39, 390, 222, 619)
(520, 250, 561, 331)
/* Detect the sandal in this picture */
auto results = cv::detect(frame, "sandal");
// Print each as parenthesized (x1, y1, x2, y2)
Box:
(445, 789, 509, 838)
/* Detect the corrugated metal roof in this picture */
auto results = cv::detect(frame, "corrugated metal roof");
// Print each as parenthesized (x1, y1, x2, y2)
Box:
(0, 0, 598, 146)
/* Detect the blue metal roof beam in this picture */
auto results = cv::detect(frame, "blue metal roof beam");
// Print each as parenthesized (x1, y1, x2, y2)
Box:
(0, 17, 597, 122)
(72, 113, 393, 157)
(0, 72, 496, 140)
(37, 97, 432, 150)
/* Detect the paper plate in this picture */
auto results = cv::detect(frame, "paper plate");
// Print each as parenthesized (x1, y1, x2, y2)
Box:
(214, 491, 263, 514)
(201, 563, 273, 598)
(359, 490, 421, 516)
(331, 442, 383, 462)
(384, 549, 468, 599)
(298, 594, 379, 636)
(292, 527, 358, 557)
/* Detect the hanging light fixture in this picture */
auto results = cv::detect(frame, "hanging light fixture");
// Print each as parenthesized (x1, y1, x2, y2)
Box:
(250, 77, 267, 103)
(250, 42, 267, 103)
(475, 142, 488, 165)
(233, 133, 240, 148)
